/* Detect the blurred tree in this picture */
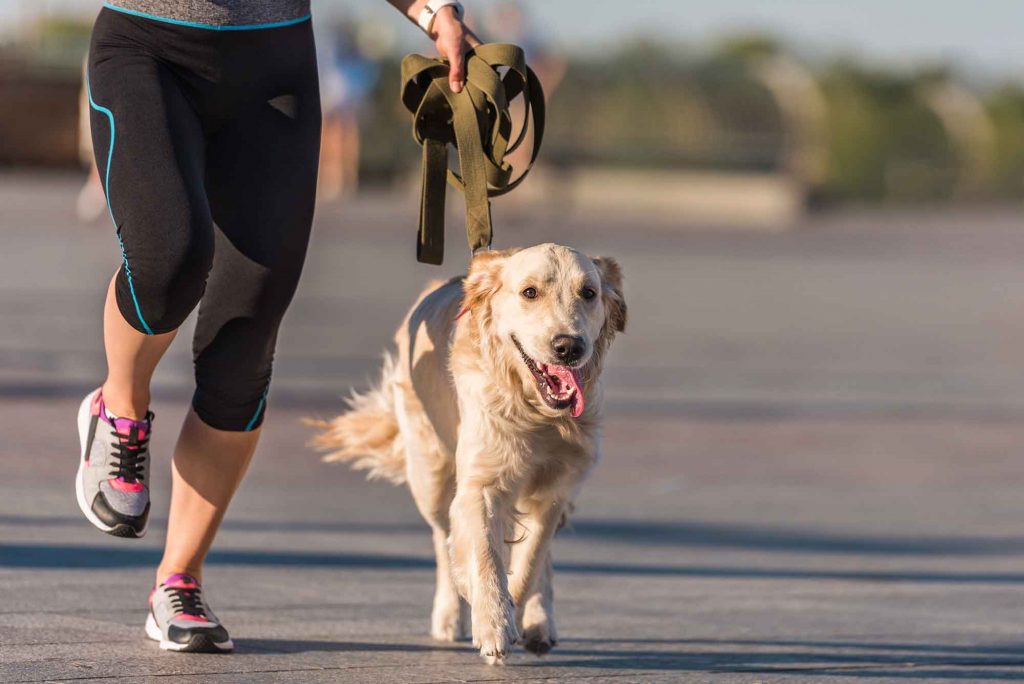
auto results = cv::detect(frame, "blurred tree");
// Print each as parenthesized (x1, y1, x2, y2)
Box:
(7, 12, 1024, 205)
(818, 62, 956, 200)
(25, 15, 91, 69)
(986, 86, 1024, 198)
(715, 33, 829, 194)
(919, 77, 996, 200)
(546, 38, 781, 171)
(716, 34, 782, 61)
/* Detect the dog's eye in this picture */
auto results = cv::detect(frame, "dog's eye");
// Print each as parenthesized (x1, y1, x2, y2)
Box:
(521, 287, 538, 300)
(581, 287, 597, 300)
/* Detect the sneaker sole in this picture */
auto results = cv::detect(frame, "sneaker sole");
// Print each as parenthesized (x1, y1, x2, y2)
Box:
(75, 390, 148, 539)
(145, 613, 234, 653)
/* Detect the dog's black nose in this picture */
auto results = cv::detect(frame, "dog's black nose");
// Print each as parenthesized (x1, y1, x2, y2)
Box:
(551, 335, 585, 364)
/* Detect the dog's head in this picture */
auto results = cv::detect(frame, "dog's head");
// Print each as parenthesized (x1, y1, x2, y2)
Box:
(461, 244, 626, 418)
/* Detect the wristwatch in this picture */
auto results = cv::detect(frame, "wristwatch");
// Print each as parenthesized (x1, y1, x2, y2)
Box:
(417, 0, 464, 34)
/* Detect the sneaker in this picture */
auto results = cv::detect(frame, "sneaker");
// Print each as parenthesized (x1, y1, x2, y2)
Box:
(146, 573, 234, 653)
(75, 388, 152, 538)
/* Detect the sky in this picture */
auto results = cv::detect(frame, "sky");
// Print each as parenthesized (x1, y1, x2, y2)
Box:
(5, 0, 1023, 78)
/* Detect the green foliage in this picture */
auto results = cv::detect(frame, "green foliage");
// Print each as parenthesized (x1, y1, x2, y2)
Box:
(987, 85, 1024, 196)
(818, 63, 956, 200)
(546, 40, 780, 170)
(360, 39, 1022, 202)
(11, 12, 1024, 201)
(24, 16, 93, 69)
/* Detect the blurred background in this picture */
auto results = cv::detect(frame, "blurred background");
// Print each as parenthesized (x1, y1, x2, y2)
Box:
(4, 0, 1024, 216)
(4, 2, 1024, 680)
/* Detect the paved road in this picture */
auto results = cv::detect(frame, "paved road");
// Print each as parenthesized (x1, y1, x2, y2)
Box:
(3, 172, 1024, 682)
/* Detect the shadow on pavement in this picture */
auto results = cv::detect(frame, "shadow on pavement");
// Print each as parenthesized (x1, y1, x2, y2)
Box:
(576, 637, 1024, 656)
(240, 639, 446, 654)
(4, 542, 1024, 584)
(560, 519, 1024, 556)
(527, 638, 1024, 678)
(0, 514, 426, 536)
(4, 514, 1023, 557)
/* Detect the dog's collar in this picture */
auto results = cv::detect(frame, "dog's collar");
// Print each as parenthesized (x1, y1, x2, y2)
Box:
(455, 305, 470, 320)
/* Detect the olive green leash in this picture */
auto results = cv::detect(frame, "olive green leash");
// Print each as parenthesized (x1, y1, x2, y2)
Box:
(401, 43, 545, 264)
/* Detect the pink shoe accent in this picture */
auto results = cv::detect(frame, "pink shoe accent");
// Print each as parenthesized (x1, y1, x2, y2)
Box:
(85, 389, 105, 465)
(173, 614, 210, 623)
(95, 389, 150, 439)
(108, 477, 145, 493)
(111, 416, 149, 441)
(90, 388, 104, 415)
(155, 574, 210, 621)
(162, 573, 199, 589)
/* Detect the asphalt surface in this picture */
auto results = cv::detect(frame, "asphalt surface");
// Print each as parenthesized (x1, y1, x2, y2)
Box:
(3, 172, 1024, 682)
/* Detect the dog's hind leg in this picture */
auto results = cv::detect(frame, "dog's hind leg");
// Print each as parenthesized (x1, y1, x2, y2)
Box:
(427, 521, 470, 641)
(407, 461, 467, 641)
(518, 550, 557, 655)
(401, 410, 467, 641)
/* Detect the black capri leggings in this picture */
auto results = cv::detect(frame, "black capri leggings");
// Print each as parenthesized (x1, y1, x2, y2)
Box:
(87, 7, 320, 431)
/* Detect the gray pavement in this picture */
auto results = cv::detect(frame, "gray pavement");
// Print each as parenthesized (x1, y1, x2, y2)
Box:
(3, 172, 1024, 682)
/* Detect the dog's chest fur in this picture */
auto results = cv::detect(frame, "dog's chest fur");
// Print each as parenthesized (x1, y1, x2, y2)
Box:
(449, 364, 600, 494)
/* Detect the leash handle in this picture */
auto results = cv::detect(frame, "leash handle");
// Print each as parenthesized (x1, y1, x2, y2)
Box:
(401, 44, 545, 265)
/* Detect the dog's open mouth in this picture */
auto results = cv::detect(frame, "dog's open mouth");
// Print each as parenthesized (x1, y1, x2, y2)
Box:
(512, 335, 585, 418)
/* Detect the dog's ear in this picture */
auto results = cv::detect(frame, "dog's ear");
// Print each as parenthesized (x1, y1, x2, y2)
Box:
(462, 250, 510, 314)
(592, 256, 627, 333)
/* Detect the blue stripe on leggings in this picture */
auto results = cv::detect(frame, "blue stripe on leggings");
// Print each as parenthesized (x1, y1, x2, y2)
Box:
(86, 74, 154, 336)
(103, 3, 312, 31)
(245, 388, 269, 431)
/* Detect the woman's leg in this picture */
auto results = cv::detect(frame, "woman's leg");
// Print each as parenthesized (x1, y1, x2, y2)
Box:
(88, 25, 214, 421)
(154, 23, 321, 583)
(156, 411, 259, 583)
(101, 273, 177, 420)
(79, 17, 214, 538)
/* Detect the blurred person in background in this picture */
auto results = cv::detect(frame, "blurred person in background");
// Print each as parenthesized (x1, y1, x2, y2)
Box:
(317, 18, 381, 201)
(76, 56, 106, 223)
(74, 0, 478, 654)
(482, 1, 565, 178)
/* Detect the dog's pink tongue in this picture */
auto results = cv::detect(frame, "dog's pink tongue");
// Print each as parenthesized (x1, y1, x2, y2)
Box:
(549, 365, 585, 418)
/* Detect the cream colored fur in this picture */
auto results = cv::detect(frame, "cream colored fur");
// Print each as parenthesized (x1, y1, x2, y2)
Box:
(309, 244, 626, 663)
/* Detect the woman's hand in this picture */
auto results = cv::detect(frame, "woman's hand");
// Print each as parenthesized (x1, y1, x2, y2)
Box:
(388, 1, 482, 93)
(428, 6, 481, 93)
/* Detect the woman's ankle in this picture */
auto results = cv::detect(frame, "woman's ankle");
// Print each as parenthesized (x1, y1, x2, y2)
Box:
(101, 381, 151, 421)
(155, 564, 203, 586)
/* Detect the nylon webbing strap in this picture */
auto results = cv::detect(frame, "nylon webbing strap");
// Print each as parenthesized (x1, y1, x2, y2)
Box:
(401, 43, 545, 264)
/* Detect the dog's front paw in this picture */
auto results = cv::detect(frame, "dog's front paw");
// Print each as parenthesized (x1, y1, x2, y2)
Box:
(472, 598, 519, 664)
(476, 621, 519, 664)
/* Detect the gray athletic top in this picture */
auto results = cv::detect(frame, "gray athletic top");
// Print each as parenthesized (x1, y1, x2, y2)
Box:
(103, 0, 311, 28)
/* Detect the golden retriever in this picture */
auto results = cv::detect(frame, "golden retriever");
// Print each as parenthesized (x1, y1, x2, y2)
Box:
(309, 243, 626, 663)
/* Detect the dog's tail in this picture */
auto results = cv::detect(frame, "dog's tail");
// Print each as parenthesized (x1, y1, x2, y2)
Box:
(305, 353, 407, 485)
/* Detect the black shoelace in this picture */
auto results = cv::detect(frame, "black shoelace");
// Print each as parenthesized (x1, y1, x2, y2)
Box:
(168, 585, 207, 619)
(108, 413, 152, 483)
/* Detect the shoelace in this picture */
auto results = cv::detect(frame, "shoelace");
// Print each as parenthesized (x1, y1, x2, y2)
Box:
(108, 413, 152, 483)
(167, 584, 208, 619)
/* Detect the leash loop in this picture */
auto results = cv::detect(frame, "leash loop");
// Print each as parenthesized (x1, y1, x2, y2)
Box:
(401, 44, 545, 264)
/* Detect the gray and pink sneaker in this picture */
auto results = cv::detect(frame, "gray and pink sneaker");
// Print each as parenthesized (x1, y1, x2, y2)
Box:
(75, 388, 152, 538)
(146, 573, 233, 653)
